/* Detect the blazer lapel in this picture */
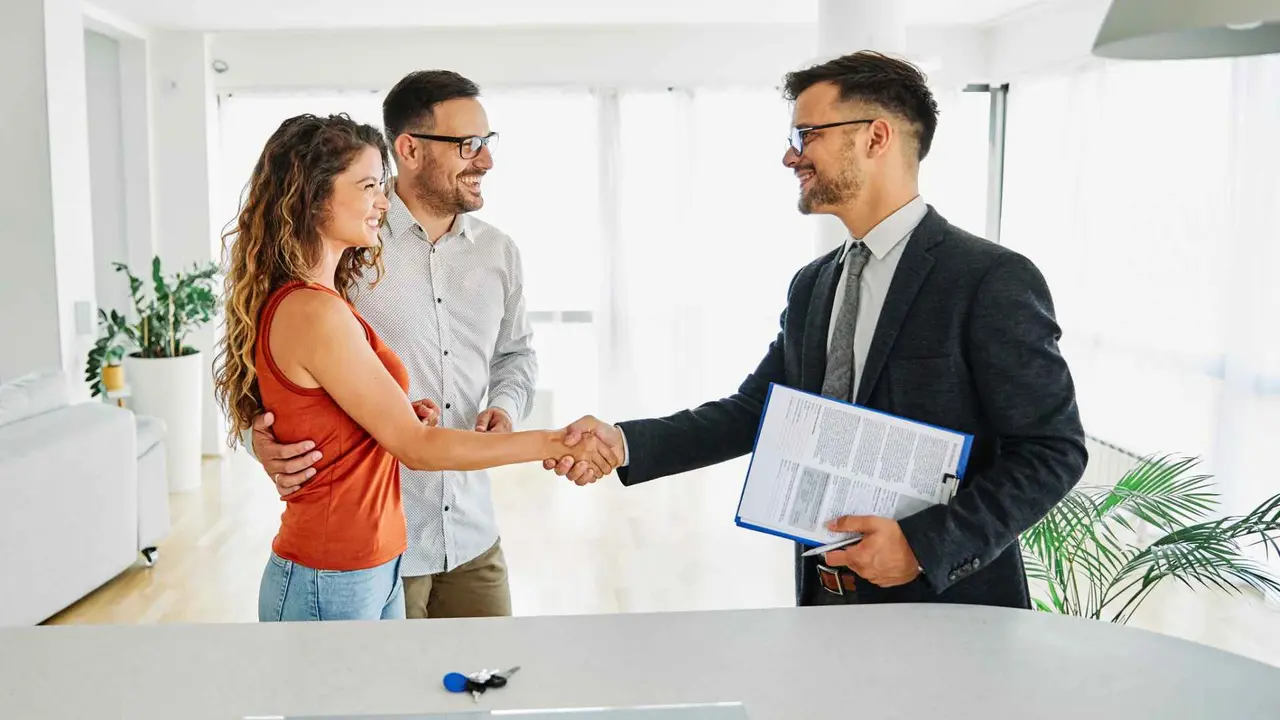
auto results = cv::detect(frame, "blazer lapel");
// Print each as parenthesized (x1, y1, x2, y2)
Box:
(801, 253, 841, 393)
(855, 207, 945, 406)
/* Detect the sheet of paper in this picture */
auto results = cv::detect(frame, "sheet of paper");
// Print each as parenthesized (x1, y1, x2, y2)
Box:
(735, 383, 972, 547)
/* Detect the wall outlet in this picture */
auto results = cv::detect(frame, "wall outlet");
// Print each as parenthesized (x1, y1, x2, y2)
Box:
(75, 300, 95, 335)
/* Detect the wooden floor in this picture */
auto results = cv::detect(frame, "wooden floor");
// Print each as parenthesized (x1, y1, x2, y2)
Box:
(44, 449, 1280, 668)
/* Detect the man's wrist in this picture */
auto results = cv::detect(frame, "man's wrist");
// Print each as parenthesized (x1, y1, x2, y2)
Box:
(615, 424, 630, 467)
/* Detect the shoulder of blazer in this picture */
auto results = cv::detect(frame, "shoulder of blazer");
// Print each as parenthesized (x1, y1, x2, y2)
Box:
(920, 205, 1024, 269)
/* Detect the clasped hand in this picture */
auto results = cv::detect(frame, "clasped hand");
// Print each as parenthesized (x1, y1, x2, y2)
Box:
(411, 402, 617, 479)
(541, 415, 626, 486)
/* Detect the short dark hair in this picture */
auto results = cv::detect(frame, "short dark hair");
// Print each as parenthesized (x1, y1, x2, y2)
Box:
(382, 70, 481, 142)
(783, 51, 939, 162)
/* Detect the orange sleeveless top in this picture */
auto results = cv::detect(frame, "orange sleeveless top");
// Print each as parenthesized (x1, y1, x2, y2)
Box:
(255, 281, 409, 571)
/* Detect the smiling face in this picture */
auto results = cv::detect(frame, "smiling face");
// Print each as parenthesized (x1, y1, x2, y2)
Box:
(782, 81, 868, 216)
(405, 97, 494, 217)
(318, 144, 390, 249)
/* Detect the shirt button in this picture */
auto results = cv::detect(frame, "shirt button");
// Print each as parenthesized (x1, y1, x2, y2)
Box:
(444, 350, 450, 356)
(437, 298, 442, 303)
(444, 505, 450, 512)
(445, 403, 451, 409)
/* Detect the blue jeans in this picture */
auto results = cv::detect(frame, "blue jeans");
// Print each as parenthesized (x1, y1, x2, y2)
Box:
(258, 552, 405, 621)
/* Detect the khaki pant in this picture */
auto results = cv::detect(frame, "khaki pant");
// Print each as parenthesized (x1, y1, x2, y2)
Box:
(402, 540, 512, 619)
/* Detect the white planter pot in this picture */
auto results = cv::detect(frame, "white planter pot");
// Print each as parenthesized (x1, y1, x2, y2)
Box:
(125, 351, 203, 493)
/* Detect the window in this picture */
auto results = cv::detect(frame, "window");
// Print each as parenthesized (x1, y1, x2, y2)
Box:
(1001, 54, 1280, 520)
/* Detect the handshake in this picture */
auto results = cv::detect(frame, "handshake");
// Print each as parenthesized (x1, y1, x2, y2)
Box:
(542, 415, 626, 485)
(411, 401, 623, 485)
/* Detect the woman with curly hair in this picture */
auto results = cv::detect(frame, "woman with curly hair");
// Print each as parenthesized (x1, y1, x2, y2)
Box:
(213, 114, 613, 622)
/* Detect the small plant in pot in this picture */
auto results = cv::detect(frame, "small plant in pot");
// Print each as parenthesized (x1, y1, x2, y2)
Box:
(85, 310, 130, 397)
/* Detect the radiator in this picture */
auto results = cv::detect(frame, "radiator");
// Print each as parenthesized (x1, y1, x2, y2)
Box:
(1081, 435, 1143, 490)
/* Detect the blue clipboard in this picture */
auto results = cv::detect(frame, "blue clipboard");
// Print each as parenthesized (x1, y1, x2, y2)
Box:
(733, 382, 974, 548)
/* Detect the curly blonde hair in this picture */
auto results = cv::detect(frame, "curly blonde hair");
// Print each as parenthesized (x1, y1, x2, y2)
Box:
(213, 113, 390, 448)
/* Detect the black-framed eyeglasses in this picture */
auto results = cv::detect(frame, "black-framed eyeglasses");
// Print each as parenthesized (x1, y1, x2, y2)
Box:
(407, 131, 499, 159)
(787, 119, 873, 156)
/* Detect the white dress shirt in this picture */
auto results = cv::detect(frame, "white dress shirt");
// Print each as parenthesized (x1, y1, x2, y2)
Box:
(827, 194, 928, 400)
(617, 195, 927, 466)
(357, 186, 537, 576)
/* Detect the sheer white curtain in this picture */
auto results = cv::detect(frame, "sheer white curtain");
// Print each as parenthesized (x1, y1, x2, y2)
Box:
(476, 90, 603, 429)
(1000, 54, 1280, 519)
(604, 87, 815, 424)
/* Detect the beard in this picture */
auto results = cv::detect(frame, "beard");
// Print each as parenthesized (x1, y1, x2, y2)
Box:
(797, 141, 861, 215)
(409, 160, 484, 217)
(798, 164, 861, 215)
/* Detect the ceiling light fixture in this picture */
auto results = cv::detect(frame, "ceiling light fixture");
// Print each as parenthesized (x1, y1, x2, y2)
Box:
(1093, 0, 1280, 59)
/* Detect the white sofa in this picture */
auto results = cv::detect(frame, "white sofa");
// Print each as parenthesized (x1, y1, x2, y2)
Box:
(0, 369, 169, 626)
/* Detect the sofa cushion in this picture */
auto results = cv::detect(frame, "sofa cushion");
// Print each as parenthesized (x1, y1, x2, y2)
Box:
(0, 370, 70, 429)
(135, 415, 166, 456)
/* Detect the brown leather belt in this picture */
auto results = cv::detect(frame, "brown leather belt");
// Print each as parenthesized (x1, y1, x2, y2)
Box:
(816, 563, 857, 595)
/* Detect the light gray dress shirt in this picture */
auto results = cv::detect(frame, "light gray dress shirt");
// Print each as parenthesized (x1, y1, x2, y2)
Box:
(358, 187, 537, 576)
(826, 194, 928, 399)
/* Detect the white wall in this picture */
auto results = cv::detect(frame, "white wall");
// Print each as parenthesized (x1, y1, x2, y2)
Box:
(208, 24, 989, 93)
(149, 30, 227, 455)
(0, 0, 97, 393)
(0, 0, 62, 382)
(86, 29, 132, 319)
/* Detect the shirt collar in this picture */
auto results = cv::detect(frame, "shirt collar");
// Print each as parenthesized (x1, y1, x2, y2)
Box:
(383, 177, 475, 244)
(839, 195, 928, 262)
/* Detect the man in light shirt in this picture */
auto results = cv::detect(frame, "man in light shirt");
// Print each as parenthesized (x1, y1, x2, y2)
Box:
(248, 70, 538, 619)
(545, 51, 1086, 610)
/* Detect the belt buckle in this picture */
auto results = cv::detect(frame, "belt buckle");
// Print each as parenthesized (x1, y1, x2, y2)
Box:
(816, 563, 845, 596)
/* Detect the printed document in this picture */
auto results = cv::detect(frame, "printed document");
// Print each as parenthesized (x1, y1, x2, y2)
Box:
(735, 383, 972, 547)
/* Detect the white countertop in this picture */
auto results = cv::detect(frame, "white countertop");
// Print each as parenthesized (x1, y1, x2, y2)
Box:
(3, 604, 1278, 719)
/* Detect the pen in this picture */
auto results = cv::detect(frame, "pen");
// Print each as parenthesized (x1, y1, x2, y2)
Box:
(801, 533, 863, 557)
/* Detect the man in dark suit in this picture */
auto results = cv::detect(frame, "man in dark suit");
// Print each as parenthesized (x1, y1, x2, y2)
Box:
(546, 50, 1087, 609)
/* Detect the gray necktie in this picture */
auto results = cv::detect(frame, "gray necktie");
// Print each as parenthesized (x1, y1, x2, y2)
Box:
(821, 243, 872, 402)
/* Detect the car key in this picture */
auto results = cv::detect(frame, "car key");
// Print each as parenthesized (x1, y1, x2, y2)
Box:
(485, 666, 521, 689)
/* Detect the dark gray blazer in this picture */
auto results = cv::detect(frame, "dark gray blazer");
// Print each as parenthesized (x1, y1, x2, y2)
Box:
(616, 206, 1087, 609)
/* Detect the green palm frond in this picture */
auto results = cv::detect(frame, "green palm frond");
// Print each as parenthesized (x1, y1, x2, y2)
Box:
(1222, 493, 1280, 558)
(1022, 487, 1133, 617)
(1021, 450, 1280, 625)
(1103, 521, 1280, 624)
(1094, 454, 1217, 534)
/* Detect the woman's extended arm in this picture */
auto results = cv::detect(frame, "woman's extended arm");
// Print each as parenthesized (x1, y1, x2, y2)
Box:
(274, 290, 614, 475)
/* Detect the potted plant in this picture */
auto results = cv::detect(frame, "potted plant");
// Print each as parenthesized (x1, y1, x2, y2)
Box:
(84, 256, 219, 492)
(85, 310, 129, 396)
(1020, 453, 1280, 624)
